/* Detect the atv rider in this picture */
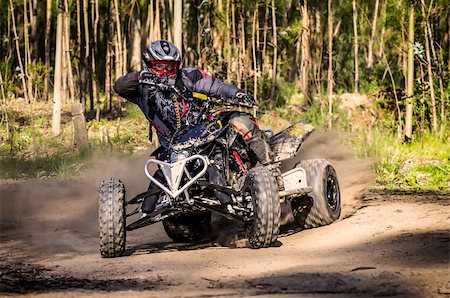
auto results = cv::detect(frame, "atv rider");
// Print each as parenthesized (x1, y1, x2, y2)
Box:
(114, 40, 271, 215)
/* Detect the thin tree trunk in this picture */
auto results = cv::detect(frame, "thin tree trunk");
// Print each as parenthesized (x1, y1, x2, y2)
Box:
(226, 0, 231, 80)
(367, 0, 379, 69)
(10, 0, 29, 103)
(152, 0, 161, 41)
(404, 2, 414, 140)
(29, 0, 38, 60)
(313, 10, 324, 112)
(400, 9, 407, 87)
(0, 71, 6, 103)
(271, 0, 277, 98)
(91, 0, 100, 118)
(377, 0, 386, 58)
(212, 0, 224, 65)
(252, 4, 258, 101)
(300, 0, 310, 104)
(240, 12, 246, 90)
(105, 0, 114, 112)
(174, 0, 182, 57)
(80, 0, 91, 111)
(64, 0, 74, 103)
(113, 0, 123, 76)
(423, 0, 446, 131)
(327, 0, 333, 129)
(262, 0, 269, 73)
(352, 0, 359, 93)
(130, 11, 142, 70)
(145, 0, 154, 45)
(44, 0, 52, 101)
(23, 0, 33, 103)
(52, 0, 64, 136)
(232, 1, 240, 86)
(420, 0, 437, 133)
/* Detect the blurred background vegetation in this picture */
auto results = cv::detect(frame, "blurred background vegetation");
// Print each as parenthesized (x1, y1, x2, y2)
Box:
(0, 0, 449, 191)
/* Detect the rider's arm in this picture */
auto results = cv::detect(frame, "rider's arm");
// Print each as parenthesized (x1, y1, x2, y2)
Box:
(180, 67, 239, 100)
(114, 71, 140, 103)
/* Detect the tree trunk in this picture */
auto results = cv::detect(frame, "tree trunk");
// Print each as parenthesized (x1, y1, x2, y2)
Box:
(174, 0, 182, 57)
(367, 0, 379, 69)
(404, 2, 414, 140)
(91, 0, 100, 119)
(10, 0, 29, 103)
(262, 0, 269, 73)
(240, 12, 246, 90)
(44, 0, 52, 101)
(327, 0, 333, 129)
(226, 0, 231, 79)
(113, 0, 124, 76)
(252, 4, 258, 101)
(271, 0, 277, 98)
(300, 0, 310, 105)
(152, 0, 161, 41)
(64, 0, 74, 103)
(131, 8, 142, 70)
(30, 0, 38, 60)
(105, 0, 115, 112)
(52, 0, 64, 136)
(420, 0, 437, 133)
(22, 0, 33, 103)
(377, 0, 386, 58)
(352, 0, 359, 93)
(232, 1, 240, 86)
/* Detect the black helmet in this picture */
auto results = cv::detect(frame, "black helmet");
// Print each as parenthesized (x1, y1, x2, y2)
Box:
(142, 40, 181, 76)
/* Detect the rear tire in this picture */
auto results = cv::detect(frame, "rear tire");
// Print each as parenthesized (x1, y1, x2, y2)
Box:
(99, 178, 126, 257)
(291, 159, 341, 229)
(163, 212, 212, 242)
(243, 166, 281, 248)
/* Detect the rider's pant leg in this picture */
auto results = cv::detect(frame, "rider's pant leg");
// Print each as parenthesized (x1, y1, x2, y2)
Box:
(228, 112, 272, 164)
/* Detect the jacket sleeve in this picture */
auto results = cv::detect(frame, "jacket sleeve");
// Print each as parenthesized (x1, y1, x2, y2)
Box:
(113, 71, 140, 103)
(180, 67, 239, 100)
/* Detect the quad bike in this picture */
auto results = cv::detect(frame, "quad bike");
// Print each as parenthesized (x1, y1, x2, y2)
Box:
(98, 79, 341, 258)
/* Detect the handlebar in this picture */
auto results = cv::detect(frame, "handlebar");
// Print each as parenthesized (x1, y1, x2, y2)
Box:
(139, 77, 258, 110)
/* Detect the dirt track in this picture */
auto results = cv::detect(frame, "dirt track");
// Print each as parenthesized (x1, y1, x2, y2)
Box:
(1, 135, 449, 297)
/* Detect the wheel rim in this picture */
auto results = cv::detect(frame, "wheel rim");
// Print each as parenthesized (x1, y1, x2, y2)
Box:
(326, 175, 339, 211)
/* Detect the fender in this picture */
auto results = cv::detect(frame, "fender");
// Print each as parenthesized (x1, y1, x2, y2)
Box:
(269, 121, 315, 162)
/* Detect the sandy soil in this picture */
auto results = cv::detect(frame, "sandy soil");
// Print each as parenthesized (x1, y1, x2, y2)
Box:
(1, 134, 449, 297)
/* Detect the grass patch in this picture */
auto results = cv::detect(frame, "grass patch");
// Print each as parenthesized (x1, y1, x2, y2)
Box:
(0, 151, 89, 179)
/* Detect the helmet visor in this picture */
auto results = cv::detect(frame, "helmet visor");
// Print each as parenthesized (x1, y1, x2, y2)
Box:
(149, 61, 180, 76)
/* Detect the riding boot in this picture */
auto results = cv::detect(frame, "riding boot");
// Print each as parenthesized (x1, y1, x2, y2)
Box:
(142, 169, 164, 214)
(207, 161, 231, 205)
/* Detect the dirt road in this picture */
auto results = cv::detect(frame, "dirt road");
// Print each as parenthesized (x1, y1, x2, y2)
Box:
(1, 144, 449, 297)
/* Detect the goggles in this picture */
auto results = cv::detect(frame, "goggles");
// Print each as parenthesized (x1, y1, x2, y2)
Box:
(149, 61, 180, 76)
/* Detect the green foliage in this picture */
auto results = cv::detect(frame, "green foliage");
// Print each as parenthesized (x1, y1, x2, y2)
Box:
(353, 127, 450, 191)
(259, 73, 299, 109)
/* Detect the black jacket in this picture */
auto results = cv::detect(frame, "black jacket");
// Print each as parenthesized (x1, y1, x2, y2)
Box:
(114, 67, 239, 148)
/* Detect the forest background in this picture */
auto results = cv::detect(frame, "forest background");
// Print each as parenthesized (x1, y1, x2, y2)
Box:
(0, 0, 449, 191)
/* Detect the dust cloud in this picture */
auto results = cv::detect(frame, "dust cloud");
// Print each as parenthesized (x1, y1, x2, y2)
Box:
(0, 150, 157, 254)
(0, 133, 373, 252)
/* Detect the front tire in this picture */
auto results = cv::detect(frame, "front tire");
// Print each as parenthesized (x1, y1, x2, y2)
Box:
(163, 212, 212, 242)
(291, 159, 341, 229)
(99, 178, 126, 257)
(243, 166, 281, 248)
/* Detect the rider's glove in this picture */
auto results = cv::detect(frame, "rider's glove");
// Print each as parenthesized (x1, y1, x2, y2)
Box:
(231, 92, 257, 107)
